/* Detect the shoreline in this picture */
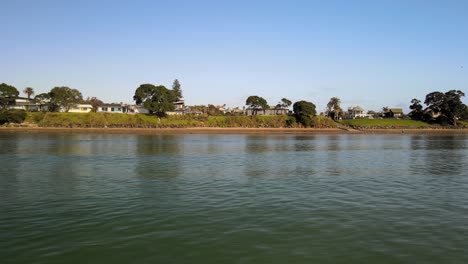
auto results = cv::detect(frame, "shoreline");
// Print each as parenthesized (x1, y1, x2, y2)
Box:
(1, 127, 468, 135)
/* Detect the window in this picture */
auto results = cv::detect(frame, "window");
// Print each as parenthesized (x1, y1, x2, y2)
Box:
(111, 107, 115, 112)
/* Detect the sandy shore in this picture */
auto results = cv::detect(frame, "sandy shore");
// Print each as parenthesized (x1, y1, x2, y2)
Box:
(1, 127, 468, 134)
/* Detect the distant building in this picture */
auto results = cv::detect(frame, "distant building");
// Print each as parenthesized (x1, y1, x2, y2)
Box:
(7, 97, 41, 111)
(128, 105, 150, 114)
(227, 107, 244, 115)
(167, 99, 188, 115)
(246, 107, 289, 116)
(97, 104, 128, 113)
(423, 108, 441, 119)
(67, 104, 93, 113)
(383, 108, 404, 118)
(174, 100, 185, 111)
(346, 106, 367, 119)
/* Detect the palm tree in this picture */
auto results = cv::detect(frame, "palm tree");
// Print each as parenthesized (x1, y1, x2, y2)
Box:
(23, 87, 34, 100)
(327, 97, 342, 120)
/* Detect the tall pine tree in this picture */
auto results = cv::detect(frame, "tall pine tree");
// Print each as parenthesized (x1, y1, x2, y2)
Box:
(172, 79, 182, 101)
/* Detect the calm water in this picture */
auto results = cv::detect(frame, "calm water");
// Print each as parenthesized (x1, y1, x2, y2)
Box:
(1, 133, 467, 264)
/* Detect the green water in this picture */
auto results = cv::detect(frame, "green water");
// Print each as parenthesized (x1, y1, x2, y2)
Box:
(1, 133, 467, 264)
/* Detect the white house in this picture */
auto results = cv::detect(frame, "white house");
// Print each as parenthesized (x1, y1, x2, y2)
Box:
(167, 100, 188, 115)
(97, 104, 128, 113)
(67, 104, 93, 113)
(7, 97, 41, 111)
(128, 105, 150, 114)
(346, 106, 367, 119)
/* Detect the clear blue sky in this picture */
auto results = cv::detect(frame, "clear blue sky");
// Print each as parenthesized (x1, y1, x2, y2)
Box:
(1, 0, 467, 111)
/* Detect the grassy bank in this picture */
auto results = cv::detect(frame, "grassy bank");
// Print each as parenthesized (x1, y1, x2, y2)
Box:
(23, 112, 338, 128)
(338, 119, 431, 129)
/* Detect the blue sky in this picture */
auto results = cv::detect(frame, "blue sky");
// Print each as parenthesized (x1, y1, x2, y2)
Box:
(1, 0, 467, 111)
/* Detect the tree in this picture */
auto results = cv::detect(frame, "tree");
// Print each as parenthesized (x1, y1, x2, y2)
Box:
(408, 99, 424, 121)
(133, 84, 176, 116)
(172, 79, 182, 101)
(326, 97, 342, 120)
(245, 95, 268, 115)
(293, 100, 317, 116)
(0, 83, 19, 109)
(280, 98, 292, 108)
(34, 93, 56, 112)
(82, 97, 104, 112)
(424, 90, 465, 126)
(293, 100, 317, 128)
(47, 86, 83, 112)
(275, 98, 292, 114)
(23, 87, 34, 99)
(207, 104, 223, 115)
(460, 104, 468, 121)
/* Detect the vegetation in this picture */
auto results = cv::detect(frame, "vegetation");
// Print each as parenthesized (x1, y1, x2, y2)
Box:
(292, 100, 317, 127)
(23, 87, 34, 99)
(172, 79, 182, 101)
(246, 96, 269, 115)
(19, 112, 337, 129)
(133, 84, 176, 117)
(339, 119, 430, 129)
(82, 97, 104, 112)
(408, 99, 424, 121)
(34, 86, 83, 112)
(326, 97, 343, 120)
(0, 83, 19, 109)
(410, 90, 466, 126)
(0, 109, 27, 125)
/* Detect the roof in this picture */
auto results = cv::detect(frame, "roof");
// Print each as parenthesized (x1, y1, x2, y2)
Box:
(388, 108, 403, 113)
(75, 104, 93, 108)
(14, 102, 38, 106)
(348, 106, 364, 111)
(101, 104, 124, 107)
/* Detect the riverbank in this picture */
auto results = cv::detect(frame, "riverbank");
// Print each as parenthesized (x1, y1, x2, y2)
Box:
(1, 127, 468, 134)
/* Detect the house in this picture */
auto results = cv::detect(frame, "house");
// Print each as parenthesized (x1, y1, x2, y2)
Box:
(423, 108, 441, 119)
(97, 104, 128, 113)
(216, 104, 227, 114)
(246, 107, 289, 116)
(167, 99, 188, 115)
(68, 104, 93, 113)
(346, 106, 367, 119)
(227, 107, 244, 115)
(383, 108, 404, 118)
(6, 97, 42, 111)
(174, 99, 185, 111)
(128, 105, 150, 114)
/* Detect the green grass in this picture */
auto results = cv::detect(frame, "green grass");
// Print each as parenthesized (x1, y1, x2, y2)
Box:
(23, 112, 339, 128)
(338, 118, 430, 128)
(206, 115, 293, 128)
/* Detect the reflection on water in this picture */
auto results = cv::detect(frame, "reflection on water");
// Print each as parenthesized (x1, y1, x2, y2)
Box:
(135, 135, 182, 179)
(0, 133, 468, 264)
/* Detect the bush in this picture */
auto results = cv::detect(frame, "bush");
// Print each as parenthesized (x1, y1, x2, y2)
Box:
(0, 109, 27, 125)
(297, 115, 312, 127)
(285, 116, 297, 127)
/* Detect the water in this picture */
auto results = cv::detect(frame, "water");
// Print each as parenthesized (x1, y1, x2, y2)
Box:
(1, 133, 467, 264)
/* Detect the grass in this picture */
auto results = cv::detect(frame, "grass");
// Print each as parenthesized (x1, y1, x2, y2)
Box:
(23, 112, 339, 128)
(338, 118, 430, 128)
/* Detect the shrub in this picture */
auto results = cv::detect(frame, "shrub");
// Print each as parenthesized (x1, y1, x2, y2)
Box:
(0, 110, 27, 125)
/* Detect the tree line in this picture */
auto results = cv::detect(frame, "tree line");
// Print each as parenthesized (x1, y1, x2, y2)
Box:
(1, 80, 467, 126)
